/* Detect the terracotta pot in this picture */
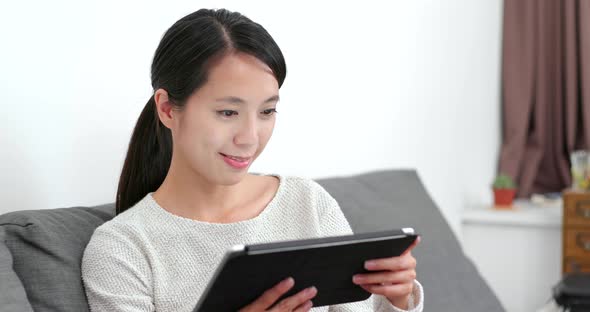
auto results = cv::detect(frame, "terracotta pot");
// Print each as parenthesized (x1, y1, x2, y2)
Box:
(493, 188, 516, 208)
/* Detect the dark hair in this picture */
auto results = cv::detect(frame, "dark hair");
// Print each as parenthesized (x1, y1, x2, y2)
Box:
(116, 8, 286, 214)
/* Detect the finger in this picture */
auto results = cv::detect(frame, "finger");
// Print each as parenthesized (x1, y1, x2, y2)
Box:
(353, 270, 416, 285)
(364, 254, 417, 271)
(247, 277, 294, 310)
(271, 286, 317, 311)
(401, 236, 421, 256)
(360, 282, 414, 298)
(293, 300, 313, 312)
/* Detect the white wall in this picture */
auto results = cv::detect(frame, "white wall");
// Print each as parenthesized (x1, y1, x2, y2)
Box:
(0, 0, 502, 238)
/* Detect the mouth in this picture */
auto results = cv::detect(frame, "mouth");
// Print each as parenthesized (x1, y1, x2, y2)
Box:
(219, 153, 253, 169)
(219, 153, 253, 161)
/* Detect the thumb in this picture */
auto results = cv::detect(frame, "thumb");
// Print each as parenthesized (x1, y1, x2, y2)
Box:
(401, 236, 421, 256)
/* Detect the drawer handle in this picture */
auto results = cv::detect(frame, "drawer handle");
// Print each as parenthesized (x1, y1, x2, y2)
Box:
(566, 257, 583, 273)
(576, 233, 590, 251)
(576, 202, 590, 218)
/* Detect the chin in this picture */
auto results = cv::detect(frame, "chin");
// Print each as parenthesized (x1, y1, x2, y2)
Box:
(216, 170, 249, 186)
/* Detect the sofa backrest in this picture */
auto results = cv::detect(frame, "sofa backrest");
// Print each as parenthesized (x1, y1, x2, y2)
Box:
(0, 204, 114, 312)
(0, 229, 34, 312)
(0, 169, 505, 312)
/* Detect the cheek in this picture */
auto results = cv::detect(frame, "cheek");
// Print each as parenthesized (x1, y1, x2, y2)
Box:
(257, 121, 275, 149)
(177, 116, 223, 154)
(198, 123, 227, 151)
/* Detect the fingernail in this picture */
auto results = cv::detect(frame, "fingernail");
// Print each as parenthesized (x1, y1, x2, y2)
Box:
(353, 275, 363, 283)
(365, 261, 376, 269)
(283, 277, 294, 286)
(305, 286, 317, 295)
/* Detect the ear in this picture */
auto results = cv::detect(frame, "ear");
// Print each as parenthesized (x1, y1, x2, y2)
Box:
(154, 88, 176, 130)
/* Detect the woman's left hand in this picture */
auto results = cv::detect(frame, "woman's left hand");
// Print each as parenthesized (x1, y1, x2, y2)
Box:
(351, 236, 421, 310)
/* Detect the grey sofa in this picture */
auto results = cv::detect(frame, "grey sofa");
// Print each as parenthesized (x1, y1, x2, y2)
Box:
(0, 169, 505, 311)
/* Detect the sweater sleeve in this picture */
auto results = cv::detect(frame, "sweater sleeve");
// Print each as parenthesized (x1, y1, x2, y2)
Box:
(313, 182, 424, 312)
(81, 227, 155, 312)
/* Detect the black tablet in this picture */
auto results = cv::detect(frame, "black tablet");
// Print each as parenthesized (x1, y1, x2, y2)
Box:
(193, 228, 418, 312)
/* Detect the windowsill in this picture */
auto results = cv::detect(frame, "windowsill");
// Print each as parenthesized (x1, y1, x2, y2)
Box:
(461, 199, 563, 228)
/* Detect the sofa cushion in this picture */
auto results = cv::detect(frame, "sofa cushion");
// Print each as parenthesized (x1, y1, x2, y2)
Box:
(0, 203, 115, 312)
(0, 229, 34, 312)
(316, 169, 505, 312)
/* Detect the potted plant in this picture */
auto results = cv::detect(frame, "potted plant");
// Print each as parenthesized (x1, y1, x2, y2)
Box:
(492, 173, 517, 208)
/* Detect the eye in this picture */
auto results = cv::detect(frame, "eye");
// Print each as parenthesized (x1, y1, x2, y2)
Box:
(217, 110, 238, 117)
(261, 108, 278, 116)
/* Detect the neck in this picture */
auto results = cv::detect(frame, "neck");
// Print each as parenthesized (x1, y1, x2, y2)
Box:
(152, 156, 250, 222)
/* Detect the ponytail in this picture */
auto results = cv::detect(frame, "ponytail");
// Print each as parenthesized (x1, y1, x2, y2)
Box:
(116, 95, 172, 214)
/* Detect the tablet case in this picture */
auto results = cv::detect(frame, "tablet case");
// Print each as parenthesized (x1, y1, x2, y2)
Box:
(193, 228, 418, 312)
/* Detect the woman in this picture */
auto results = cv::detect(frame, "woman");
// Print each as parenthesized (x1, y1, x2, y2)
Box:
(82, 8, 423, 312)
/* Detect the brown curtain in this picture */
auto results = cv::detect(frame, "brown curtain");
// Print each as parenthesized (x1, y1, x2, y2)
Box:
(499, 0, 590, 198)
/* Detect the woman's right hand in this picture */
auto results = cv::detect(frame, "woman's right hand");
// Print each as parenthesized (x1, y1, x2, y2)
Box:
(239, 277, 317, 312)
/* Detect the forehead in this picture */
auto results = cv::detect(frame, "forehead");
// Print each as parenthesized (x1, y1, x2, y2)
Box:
(199, 52, 279, 99)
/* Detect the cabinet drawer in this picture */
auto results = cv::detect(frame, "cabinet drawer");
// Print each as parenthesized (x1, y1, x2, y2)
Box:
(564, 194, 590, 226)
(563, 256, 590, 273)
(564, 229, 590, 258)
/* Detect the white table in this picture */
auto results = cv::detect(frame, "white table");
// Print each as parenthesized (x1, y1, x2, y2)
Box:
(461, 199, 562, 312)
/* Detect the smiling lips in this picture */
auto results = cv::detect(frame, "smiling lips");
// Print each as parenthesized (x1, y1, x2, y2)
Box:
(220, 153, 251, 161)
(220, 153, 252, 169)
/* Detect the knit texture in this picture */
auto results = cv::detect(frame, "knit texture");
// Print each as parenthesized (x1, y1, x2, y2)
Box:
(82, 174, 424, 312)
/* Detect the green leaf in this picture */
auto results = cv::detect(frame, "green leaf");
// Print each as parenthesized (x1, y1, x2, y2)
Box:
(493, 173, 516, 189)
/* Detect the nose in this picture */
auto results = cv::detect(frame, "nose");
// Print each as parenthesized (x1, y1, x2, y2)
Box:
(233, 115, 258, 147)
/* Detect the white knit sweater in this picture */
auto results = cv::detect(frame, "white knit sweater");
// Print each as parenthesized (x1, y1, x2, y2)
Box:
(81, 174, 424, 312)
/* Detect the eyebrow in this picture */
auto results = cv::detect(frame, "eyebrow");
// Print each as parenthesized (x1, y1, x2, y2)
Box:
(214, 95, 280, 105)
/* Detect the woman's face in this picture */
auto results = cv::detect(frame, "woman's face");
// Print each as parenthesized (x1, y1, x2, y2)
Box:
(170, 52, 280, 185)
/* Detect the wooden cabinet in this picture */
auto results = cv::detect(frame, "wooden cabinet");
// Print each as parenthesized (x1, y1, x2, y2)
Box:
(562, 191, 590, 273)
